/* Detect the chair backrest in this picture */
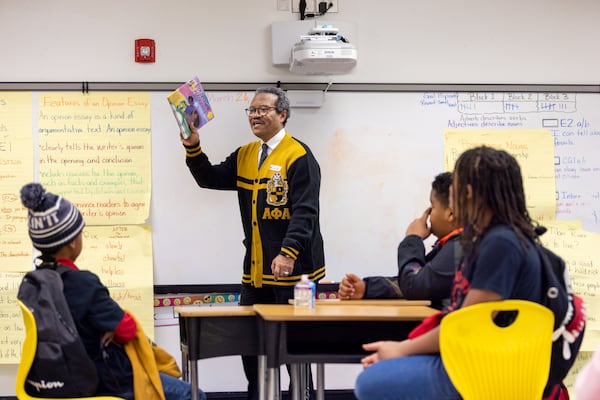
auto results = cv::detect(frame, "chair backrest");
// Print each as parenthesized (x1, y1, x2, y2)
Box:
(15, 299, 124, 400)
(440, 300, 554, 400)
(16, 299, 37, 400)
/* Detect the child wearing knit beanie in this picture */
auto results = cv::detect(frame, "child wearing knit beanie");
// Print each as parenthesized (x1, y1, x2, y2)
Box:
(21, 182, 85, 255)
(20, 182, 206, 400)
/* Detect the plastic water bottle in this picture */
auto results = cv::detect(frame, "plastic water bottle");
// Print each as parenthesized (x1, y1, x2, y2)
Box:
(294, 274, 315, 308)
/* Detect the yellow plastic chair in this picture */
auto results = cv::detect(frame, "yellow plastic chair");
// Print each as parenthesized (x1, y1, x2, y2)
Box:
(15, 300, 123, 400)
(440, 300, 553, 400)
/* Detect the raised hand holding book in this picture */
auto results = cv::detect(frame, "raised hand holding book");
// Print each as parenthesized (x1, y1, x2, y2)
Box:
(167, 76, 214, 139)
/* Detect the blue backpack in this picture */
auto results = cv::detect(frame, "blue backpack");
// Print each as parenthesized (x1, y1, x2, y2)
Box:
(17, 264, 99, 397)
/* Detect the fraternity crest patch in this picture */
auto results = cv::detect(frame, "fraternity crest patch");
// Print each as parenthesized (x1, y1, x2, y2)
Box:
(266, 172, 289, 206)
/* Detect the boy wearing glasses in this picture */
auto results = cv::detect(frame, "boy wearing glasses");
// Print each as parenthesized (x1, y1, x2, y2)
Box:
(181, 86, 325, 400)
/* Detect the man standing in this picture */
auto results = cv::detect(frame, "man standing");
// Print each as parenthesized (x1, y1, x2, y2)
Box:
(181, 86, 325, 399)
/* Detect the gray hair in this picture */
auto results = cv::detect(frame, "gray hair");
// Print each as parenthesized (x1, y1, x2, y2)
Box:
(255, 86, 290, 125)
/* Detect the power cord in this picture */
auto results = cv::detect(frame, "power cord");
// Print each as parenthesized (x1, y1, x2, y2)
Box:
(319, 1, 333, 15)
(301, 1, 333, 19)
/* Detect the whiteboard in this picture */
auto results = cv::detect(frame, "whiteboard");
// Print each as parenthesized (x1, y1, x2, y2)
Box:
(150, 90, 600, 285)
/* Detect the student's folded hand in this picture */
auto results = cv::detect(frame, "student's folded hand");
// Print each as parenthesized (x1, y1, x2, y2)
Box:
(338, 273, 365, 299)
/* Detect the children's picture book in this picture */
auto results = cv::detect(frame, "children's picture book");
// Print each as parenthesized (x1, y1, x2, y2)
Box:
(167, 76, 214, 139)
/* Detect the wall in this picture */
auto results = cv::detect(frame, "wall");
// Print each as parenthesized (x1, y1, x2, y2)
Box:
(151, 90, 600, 285)
(2, 0, 600, 395)
(2, 0, 600, 84)
(3, 87, 600, 396)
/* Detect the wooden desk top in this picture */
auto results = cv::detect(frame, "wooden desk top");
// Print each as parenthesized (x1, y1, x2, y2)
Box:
(175, 305, 255, 317)
(253, 303, 437, 322)
(315, 299, 431, 306)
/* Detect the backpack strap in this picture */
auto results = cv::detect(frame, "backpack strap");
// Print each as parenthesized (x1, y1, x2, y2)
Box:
(453, 237, 462, 272)
(36, 257, 72, 277)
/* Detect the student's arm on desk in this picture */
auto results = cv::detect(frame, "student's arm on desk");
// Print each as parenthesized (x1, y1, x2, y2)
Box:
(316, 299, 431, 306)
(361, 325, 440, 368)
(337, 274, 402, 300)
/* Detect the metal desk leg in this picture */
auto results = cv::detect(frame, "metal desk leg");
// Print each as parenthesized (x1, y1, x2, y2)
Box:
(267, 366, 281, 400)
(299, 364, 308, 400)
(290, 364, 301, 400)
(258, 355, 267, 400)
(316, 363, 325, 400)
(181, 343, 190, 382)
(275, 367, 281, 400)
(190, 359, 199, 400)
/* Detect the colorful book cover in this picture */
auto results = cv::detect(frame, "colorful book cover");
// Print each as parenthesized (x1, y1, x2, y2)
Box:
(167, 76, 214, 138)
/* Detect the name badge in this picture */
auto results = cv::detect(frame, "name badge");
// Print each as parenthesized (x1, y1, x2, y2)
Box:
(270, 164, 281, 172)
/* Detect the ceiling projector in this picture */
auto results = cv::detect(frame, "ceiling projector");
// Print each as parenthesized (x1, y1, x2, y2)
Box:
(289, 25, 357, 75)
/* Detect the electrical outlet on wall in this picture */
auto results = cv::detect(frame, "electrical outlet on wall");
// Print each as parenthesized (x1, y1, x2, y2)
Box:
(292, 0, 338, 14)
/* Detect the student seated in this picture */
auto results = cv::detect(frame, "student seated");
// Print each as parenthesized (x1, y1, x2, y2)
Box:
(20, 182, 206, 400)
(338, 172, 461, 309)
(354, 146, 546, 400)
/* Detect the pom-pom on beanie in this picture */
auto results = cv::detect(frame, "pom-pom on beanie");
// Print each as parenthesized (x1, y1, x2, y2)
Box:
(20, 182, 85, 254)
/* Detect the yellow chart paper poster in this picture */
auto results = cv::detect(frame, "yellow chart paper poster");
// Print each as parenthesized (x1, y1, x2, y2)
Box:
(0, 272, 26, 364)
(0, 92, 34, 272)
(38, 93, 151, 225)
(539, 220, 600, 351)
(77, 225, 155, 337)
(444, 129, 556, 222)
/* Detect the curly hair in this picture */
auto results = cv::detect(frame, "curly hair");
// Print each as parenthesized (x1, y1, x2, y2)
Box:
(431, 171, 452, 208)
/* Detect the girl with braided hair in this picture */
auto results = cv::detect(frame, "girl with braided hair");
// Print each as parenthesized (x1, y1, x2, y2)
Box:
(354, 146, 544, 400)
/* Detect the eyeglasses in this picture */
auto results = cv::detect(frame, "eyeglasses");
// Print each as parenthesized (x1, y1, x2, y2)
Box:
(244, 106, 277, 117)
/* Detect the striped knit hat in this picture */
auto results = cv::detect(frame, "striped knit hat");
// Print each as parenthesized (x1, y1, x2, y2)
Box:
(20, 182, 85, 254)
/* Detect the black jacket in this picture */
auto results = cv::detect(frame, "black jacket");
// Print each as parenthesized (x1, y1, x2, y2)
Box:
(363, 231, 461, 309)
(185, 133, 325, 287)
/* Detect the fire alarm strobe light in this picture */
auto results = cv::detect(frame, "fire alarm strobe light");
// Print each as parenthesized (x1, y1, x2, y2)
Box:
(135, 38, 155, 63)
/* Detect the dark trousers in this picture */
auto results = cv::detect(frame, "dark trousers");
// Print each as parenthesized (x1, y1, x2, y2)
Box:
(239, 284, 316, 400)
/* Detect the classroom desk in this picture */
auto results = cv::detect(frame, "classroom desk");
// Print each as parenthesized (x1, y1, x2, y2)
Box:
(175, 305, 263, 400)
(253, 303, 437, 400)
(315, 298, 432, 306)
